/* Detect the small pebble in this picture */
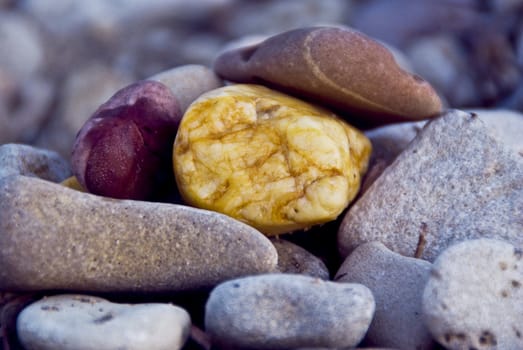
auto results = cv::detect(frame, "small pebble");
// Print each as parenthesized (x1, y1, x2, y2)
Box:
(338, 109, 523, 261)
(0, 143, 70, 182)
(0, 175, 277, 292)
(335, 242, 435, 350)
(148, 64, 223, 112)
(272, 239, 330, 279)
(205, 273, 375, 349)
(422, 239, 523, 349)
(213, 26, 442, 128)
(17, 294, 191, 350)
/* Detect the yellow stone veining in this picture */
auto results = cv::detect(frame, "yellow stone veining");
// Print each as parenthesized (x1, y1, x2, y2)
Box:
(173, 84, 371, 235)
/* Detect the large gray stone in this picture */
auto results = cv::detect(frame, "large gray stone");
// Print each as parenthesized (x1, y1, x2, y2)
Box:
(338, 109, 523, 261)
(0, 175, 277, 292)
(0, 143, 70, 182)
(205, 273, 375, 349)
(17, 294, 190, 350)
(335, 242, 435, 350)
(422, 239, 523, 349)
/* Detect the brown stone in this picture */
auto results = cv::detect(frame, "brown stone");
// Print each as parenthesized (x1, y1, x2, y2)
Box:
(214, 26, 442, 128)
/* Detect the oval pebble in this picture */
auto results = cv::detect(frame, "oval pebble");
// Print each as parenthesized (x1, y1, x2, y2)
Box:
(336, 242, 435, 350)
(148, 64, 223, 112)
(205, 273, 375, 349)
(0, 175, 277, 292)
(214, 26, 442, 128)
(271, 239, 330, 279)
(0, 143, 71, 182)
(17, 294, 190, 350)
(422, 239, 523, 349)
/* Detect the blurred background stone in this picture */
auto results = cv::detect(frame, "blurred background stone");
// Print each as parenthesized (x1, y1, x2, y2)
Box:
(0, 0, 522, 157)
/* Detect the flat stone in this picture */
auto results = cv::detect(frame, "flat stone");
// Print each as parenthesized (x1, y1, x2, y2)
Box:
(205, 273, 375, 349)
(335, 242, 435, 350)
(148, 64, 223, 112)
(0, 143, 70, 182)
(271, 239, 330, 279)
(17, 294, 191, 350)
(0, 175, 277, 292)
(214, 26, 442, 128)
(422, 239, 523, 349)
(338, 109, 523, 261)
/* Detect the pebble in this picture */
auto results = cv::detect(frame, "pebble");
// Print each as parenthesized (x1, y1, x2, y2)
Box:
(0, 143, 70, 182)
(213, 26, 442, 128)
(0, 175, 278, 292)
(271, 239, 330, 279)
(205, 273, 375, 349)
(335, 242, 435, 349)
(17, 294, 191, 350)
(422, 239, 523, 349)
(338, 109, 523, 261)
(148, 64, 223, 112)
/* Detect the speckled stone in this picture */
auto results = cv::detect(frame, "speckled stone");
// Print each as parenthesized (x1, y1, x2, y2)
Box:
(335, 242, 435, 350)
(338, 109, 523, 261)
(0, 175, 277, 292)
(148, 64, 223, 112)
(214, 26, 442, 128)
(17, 294, 191, 350)
(271, 239, 330, 279)
(205, 273, 375, 349)
(422, 239, 523, 349)
(0, 143, 70, 181)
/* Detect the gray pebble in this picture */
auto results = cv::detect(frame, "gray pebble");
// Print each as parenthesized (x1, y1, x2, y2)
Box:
(335, 242, 435, 350)
(17, 294, 190, 350)
(149, 64, 223, 112)
(0, 143, 70, 182)
(205, 273, 375, 349)
(422, 239, 523, 349)
(338, 109, 523, 261)
(271, 239, 330, 279)
(0, 175, 277, 292)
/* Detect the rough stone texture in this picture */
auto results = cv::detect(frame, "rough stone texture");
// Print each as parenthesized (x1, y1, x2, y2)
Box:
(205, 273, 375, 349)
(422, 239, 523, 349)
(148, 64, 223, 112)
(338, 109, 523, 261)
(271, 239, 330, 279)
(213, 26, 442, 128)
(0, 143, 71, 182)
(335, 242, 435, 350)
(0, 175, 278, 292)
(361, 120, 425, 192)
(17, 294, 191, 350)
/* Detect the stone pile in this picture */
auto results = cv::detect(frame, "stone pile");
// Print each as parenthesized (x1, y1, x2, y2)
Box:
(0, 1, 522, 350)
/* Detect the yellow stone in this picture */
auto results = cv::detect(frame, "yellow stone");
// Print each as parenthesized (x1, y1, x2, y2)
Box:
(173, 84, 371, 235)
(60, 176, 86, 192)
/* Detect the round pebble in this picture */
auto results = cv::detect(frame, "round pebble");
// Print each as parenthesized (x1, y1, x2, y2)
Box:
(17, 294, 190, 350)
(213, 26, 442, 128)
(422, 238, 523, 349)
(0, 175, 277, 292)
(271, 239, 330, 279)
(205, 273, 375, 349)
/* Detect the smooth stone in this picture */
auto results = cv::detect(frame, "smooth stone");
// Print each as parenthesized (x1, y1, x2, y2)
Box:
(335, 242, 435, 350)
(148, 64, 223, 112)
(17, 294, 191, 350)
(338, 109, 523, 261)
(422, 239, 523, 349)
(213, 26, 442, 128)
(205, 273, 375, 349)
(271, 239, 330, 279)
(0, 175, 278, 292)
(0, 143, 71, 182)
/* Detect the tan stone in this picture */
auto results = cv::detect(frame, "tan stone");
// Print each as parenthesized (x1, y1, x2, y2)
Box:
(214, 26, 442, 128)
(173, 84, 371, 236)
